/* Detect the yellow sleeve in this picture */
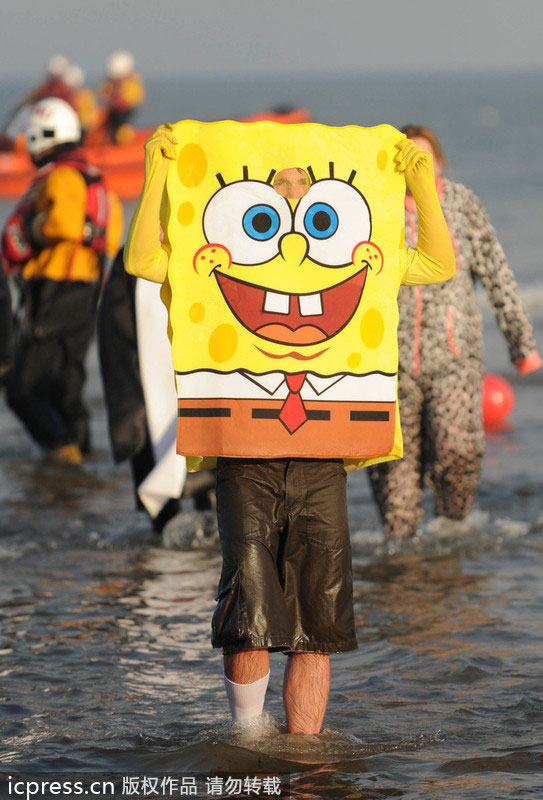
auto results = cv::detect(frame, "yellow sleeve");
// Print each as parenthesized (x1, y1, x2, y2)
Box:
(395, 140, 456, 286)
(124, 126, 176, 283)
(402, 244, 454, 285)
(36, 167, 87, 243)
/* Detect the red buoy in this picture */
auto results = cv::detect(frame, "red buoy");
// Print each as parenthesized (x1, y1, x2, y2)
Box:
(482, 373, 515, 428)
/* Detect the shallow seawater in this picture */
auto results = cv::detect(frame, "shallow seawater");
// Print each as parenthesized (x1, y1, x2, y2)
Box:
(1, 329, 542, 800)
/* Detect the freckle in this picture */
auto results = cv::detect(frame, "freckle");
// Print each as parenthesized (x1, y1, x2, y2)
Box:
(211, 249, 216, 253)
(200, 256, 205, 260)
(209, 260, 214, 264)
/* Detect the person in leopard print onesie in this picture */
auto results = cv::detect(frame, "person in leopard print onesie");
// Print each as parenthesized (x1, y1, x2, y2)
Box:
(368, 125, 541, 538)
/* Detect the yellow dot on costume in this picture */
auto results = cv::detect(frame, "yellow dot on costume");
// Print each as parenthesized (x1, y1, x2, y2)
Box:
(208, 324, 238, 363)
(376, 150, 388, 170)
(178, 202, 195, 226)
(347, 352, 361, 369)
(360, 308, 384, 349)
(189, 302, 205, 323)
(178, 144, 207, 187)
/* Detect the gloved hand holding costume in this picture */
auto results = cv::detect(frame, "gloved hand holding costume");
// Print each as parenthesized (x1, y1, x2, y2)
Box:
(395, 139, 456, 285)
(125, 123, 178, 283)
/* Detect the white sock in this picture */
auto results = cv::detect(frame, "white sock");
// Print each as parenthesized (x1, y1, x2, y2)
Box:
(224, 671, 270, 722)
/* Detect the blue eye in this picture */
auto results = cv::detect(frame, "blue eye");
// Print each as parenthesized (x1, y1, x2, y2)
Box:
(242, 204, 281, 241)
(304, 202, 339, 240)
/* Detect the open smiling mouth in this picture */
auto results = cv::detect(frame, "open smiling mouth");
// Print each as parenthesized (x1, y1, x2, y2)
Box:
(215, 267, 368, 346)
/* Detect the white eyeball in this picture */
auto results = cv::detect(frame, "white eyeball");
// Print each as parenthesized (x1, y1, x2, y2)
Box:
(294, 179, 371, 267)
(203, 181, 292, 265)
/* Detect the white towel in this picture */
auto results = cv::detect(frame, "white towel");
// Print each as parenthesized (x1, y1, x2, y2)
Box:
(135, 278, 186, 517)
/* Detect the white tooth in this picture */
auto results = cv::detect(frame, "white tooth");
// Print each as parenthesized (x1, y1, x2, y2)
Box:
(299, 293, 323, 316)
(264, 290, 290, 314)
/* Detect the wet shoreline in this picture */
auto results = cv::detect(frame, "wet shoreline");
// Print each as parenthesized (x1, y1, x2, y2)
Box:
(1, 336, 542, 799)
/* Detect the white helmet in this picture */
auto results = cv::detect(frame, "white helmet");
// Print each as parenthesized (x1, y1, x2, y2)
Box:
(26, 97, 81, 156)
(107, 50, 135, 79)
(65, 65, 85, 89)
(46, 54, 69, 78)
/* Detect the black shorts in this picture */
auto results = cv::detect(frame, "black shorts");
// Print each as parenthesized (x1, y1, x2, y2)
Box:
(212, 458, 358, 655)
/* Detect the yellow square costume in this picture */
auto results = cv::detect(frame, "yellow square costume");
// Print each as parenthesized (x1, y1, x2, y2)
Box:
(125, 121, 455, 472)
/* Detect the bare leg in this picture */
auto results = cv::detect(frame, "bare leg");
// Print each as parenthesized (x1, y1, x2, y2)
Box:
(224, 648, 270, 683)
(283, 652, 330, 734)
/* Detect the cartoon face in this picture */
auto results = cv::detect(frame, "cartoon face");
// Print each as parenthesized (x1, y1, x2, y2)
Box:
(195, 170, 384, 356)
(164, 121, 406, 379)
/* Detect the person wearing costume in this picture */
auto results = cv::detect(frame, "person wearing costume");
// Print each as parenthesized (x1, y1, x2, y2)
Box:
(97, 51, 145, 145)
(124, 121, 456, 733)
(1, 97, 123, 465)
(368, 125, 541, 538)
(98, 247, 215, 531)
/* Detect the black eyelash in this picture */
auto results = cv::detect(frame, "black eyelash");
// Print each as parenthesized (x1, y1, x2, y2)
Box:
(216, 173, 226, 187)
(307, 164, 357, 184)
(266, 169, 276, 184)
(242, 166, 249, 180)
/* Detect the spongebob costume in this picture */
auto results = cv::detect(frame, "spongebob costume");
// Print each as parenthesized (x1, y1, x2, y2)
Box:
(126, 121, 454, 468)
(125, 121, 455, 659)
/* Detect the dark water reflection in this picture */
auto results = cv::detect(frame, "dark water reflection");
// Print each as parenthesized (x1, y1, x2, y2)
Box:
(1, 349, 542, 799)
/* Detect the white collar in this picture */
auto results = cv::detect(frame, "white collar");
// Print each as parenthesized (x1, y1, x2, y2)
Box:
(240, 370, 346, 396)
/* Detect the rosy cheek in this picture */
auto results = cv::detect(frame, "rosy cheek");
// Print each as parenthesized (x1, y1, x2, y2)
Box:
(192, 243, 232, 274)
(352, 241, 384, 275)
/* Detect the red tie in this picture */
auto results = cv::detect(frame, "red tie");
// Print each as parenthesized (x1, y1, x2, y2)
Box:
(279, 373, 307, 433)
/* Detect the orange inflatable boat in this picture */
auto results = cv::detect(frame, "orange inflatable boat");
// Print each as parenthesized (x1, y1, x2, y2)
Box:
(0, 109, 313, 200)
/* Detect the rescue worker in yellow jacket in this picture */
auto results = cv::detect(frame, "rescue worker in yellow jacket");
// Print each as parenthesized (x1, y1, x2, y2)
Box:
(1, 97, 123, 465)
(97, 51, 145, 144)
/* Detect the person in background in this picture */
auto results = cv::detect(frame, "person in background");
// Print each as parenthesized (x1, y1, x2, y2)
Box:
(0, 55, 74, 150)
(368, 124, 541, 539)
(24, 55, 74, 107)
(97, 51, 145, 144)
(0, 98, 123, 465)
(64, 65, 100, 138)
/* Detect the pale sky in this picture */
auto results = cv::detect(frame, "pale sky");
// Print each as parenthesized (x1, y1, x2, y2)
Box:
(2, 0, 543, 81)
